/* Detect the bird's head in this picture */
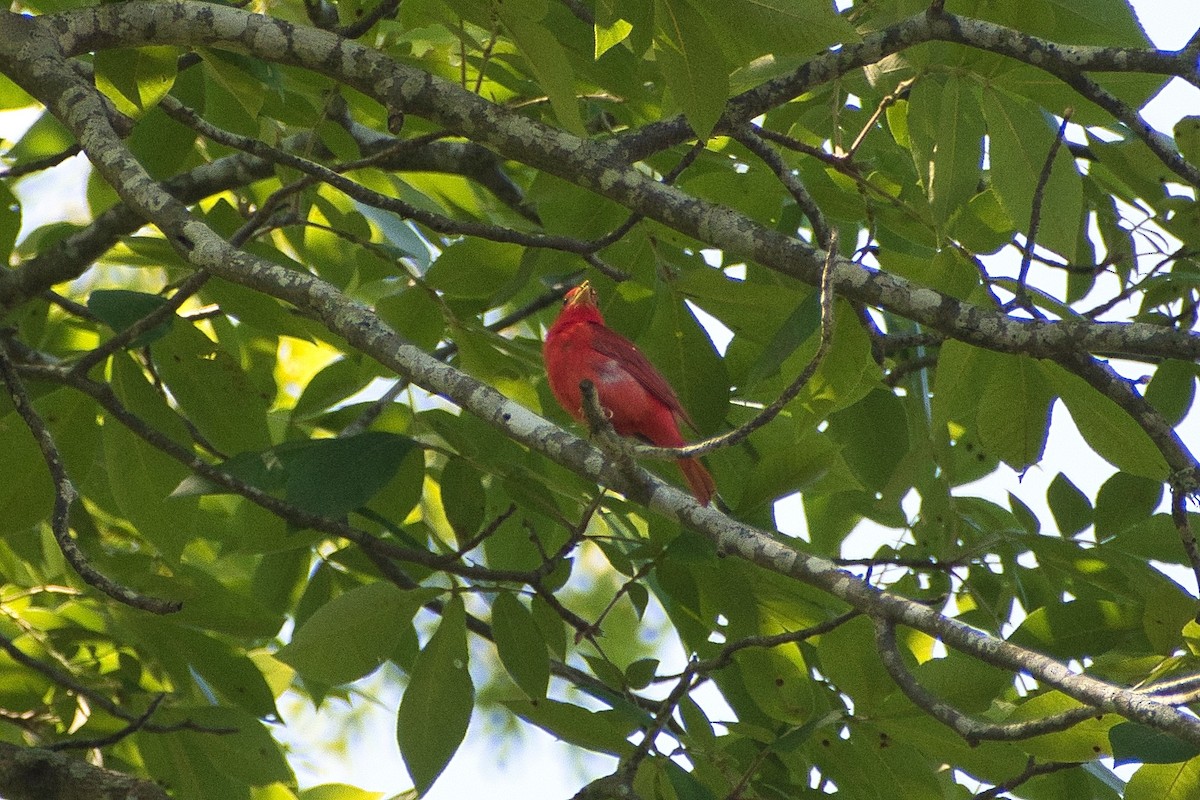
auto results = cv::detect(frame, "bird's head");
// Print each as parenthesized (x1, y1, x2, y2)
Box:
(564, 281, 599, 309)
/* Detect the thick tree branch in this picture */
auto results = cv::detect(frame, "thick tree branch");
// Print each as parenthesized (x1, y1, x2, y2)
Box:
(0, 741, 169, 800)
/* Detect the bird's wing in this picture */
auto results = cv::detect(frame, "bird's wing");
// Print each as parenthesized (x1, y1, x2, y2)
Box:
(584, 321, 697, 431)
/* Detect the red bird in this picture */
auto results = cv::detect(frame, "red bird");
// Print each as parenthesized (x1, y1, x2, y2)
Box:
(543, 281, 716, 506)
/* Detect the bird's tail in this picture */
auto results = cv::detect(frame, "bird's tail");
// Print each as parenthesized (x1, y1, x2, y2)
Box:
(677, 458, 716, 506)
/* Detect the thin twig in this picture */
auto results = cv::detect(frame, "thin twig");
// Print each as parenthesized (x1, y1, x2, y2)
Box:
(1171, 488, 1200, 602)
(586, 559, 656, 635)
(47, 694, 168, 751)
(156, 94, 637, 263)
(0, 343, 180, 614)
(1012, 110, 1072, 317)
(633, 231, 840, 460)
(844, 77, 915, 160)
(68, 271, 208, 377)
(0, 144, 81, 179)
(621, 670, 698, 777)
(619, 612, 859, 786)
(434, 504, 517, 565)
(472, 25, 500, 95)
(41, 290, 97, 321)
(971, 759, 1079, 799)
(686, 611, 860, 677)
(0, 630, 228, 735)
(733, 126, 831, 249)
(334, 0, 398, 38)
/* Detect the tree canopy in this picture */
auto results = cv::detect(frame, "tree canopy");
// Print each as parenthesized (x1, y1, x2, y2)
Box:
(1, 0, 1200, 798)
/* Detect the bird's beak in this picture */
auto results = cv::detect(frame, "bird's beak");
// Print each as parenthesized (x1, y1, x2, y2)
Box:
(566, 281, 597, 307)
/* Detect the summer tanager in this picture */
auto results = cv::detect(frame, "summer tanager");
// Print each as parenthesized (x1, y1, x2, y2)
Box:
(543, 281, 716, 505)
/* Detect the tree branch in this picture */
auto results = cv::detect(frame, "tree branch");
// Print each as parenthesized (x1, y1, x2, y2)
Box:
(0, 342, 180, 614)
(0, 741, 169, 800)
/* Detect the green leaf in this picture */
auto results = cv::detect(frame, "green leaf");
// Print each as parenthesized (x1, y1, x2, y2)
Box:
(1040, 362, 1169, 480)
(908, 75, 984, 231)
(732, 646, 812, 724)
(740, 288, 820, 390)
(94, 46, 178, 115)
(1145, 360, 1196, 427)
(827, 389, 910, 492)
(678, 694, 715, 744)
(931, 340, 995, 444)
(170, 705, 294, 786)
(286, 434, 418, 515)
(1125, 757, 1200, 800)
(1094, 472, 1162, 540)
(1113, 722, 1200, 766)
(1008, 600, 1140, 661)
(1005, 691, 1118, 762)
(654, 0, 729, 139)
(595, 16, 633, 58)
(500, 14, 586, 135)
(491, 592, 550, 699)
(976, 354, 1053, 471)
(8, 111, 74, 164)
(199, 49, 269, 119)
(184, 634, 280, 718)
(664, 758, 716, 800)
(439, 458, 487, 547)
(278, 583, 439, 686)
(739, 423, 840, 511)
(879, 247, 981, 302)
(624, 657, 658, 690)
(815, 720, 944, 798)
(424, 239, 524, 303)
(178, 432, 417, 518)
(531, 593, 567, 659)
(397, 595, 474, 795)
(152, 321, 272, 453)
(0, 389, 99, 534)
(292, 357, 378, 421)
(816, 616, 893, 711)
(1047, 473, 1093, 537)
(503, 697, 636, 756)
(0, 73, 34, 110)
(1176, 116, 1200, 167)
(375, 287, 445, 351)
(948, 187, 1017, 255)
(88, 289, 173, 348)
(1008, 492, 1040, 535)
(301, 785, 386, 800)
(105, 357, 197, 562)
(135, 705, 292, 796)
(982, 85, 1083, 261)
(0, 183, 19, 266)
(632, 289, 729, 434)
(912, 649, 1012, 714)
(697, 0, 859, 61)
